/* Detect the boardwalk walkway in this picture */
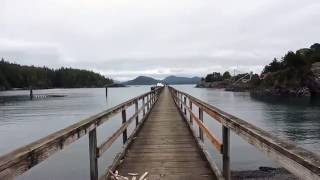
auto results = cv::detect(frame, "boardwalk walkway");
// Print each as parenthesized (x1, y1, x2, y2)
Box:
(117, 87, 215, 180)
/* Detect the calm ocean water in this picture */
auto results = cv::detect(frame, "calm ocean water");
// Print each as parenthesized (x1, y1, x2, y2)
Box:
(1, 85, 319, 179)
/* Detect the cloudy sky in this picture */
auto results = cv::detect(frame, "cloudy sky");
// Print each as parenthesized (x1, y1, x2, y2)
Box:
(1, 0, 319, 81)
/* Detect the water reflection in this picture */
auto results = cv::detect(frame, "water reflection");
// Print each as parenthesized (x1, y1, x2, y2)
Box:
(254, 96, 320, 149)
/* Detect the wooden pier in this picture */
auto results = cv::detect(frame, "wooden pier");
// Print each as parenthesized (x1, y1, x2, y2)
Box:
(117, 87, 216, 179)
(0, 86, 320, 180)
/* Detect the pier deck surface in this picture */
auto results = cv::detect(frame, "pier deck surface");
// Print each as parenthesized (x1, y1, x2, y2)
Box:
(117, 87, 216, 180)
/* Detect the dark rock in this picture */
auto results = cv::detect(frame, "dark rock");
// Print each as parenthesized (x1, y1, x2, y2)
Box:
(259, 166, 277, 172)
(232, 167, 298, 180)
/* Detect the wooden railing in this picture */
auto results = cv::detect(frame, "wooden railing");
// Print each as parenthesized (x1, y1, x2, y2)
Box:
(0, 87, 163, 180)
(169, 86, 320, 180)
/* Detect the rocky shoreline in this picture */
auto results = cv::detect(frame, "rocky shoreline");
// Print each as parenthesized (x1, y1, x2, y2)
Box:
(232, 167, 297, 180)
(250, 87, 311, 97)
(196, 62, 320, 97)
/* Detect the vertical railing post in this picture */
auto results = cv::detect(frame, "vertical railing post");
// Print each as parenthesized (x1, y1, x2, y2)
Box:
(122, 109, 127, 144)
(135, 100, 139, 126)
(176, 91, 178, 102)
(222, 126, 230, 180)
(89, 128, 98, 180)
(151, 92, 154, 104)
(150, 93, 152, 105)
(198, 108, 204, 141)
(189, 100, 193, 125)
(183, 96, 187, 115)
(180, 94, 183, 110)
(142, 97, 146, 116)
(147, 94, 150, 111)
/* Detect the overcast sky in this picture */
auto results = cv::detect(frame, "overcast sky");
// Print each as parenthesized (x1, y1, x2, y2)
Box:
(1, 0, 320, 81)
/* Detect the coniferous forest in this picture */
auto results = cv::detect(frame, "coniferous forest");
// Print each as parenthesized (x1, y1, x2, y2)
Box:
(0, 59, 113, 90)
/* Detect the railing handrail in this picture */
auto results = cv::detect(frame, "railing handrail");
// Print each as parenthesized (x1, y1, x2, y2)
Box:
(169, 86, 320, 180)
(0, 87, 163, 179)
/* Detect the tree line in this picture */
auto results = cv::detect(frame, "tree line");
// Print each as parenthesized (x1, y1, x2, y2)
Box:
(262, 43, 320, 74)
(260, 43, 320, 88)
(0, 59, 113, 90)
(202, 43, 320, 85)
(203, 71, 231, 82)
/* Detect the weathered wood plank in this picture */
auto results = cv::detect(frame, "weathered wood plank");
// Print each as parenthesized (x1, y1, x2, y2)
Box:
(89, 129, 98, 180)
(135, 100, 139, 126)
(222, 126, 230, 180)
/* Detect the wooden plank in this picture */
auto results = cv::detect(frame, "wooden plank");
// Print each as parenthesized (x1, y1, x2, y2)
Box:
(128, 148, 199, 153)
(198, 108, 204, 141)
(122, 109, 127, 144)
(222, 126, 230, 180)
(121, 161, 209, 169)
(142, 97, 146, 116)
(135, 100, 139, 126)
(189, 100, 193, 125)
(119, 166, 212, 174)
(89, 129, 98, 180)
(183, 96, 187, 115)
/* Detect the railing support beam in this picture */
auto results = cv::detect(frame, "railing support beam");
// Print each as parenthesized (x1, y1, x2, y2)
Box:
(189, 101, 193, 125)
(199, 108, 204, 141)
(89, 128, 98, 180)
(222, 126, 230, 180)
(183, 96, 187, 115)
(142, 97, 146, 116)
(135, 100, 139, 126)
(180, 94, 183, 110)
(147, 95, 150, 111)
(122, 109, 127, 144)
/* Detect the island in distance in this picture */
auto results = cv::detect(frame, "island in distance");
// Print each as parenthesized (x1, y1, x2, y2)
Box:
(122, 75, 201, 85)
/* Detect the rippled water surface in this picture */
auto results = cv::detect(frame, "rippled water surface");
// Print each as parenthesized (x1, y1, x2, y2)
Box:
(1, 85, 320, 179)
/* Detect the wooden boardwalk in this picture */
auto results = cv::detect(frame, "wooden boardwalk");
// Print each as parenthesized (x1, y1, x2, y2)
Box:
(117, 87, 216, 180)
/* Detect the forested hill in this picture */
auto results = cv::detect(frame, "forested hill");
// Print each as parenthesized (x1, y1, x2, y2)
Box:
(0, 59, 113, 90)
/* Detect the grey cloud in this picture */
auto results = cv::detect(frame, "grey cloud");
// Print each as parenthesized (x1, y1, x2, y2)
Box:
(1, 0, 319, 80)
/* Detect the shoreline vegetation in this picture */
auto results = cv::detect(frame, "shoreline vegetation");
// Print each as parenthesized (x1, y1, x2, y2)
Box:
(197, 43, 320, 97)
(0, 59, 114, 91)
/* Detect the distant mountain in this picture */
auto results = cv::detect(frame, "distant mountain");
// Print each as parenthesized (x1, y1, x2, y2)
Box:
(123, 76, 159, 85)
(163, 76, 201, 84)
(123, 75, 201, 85)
